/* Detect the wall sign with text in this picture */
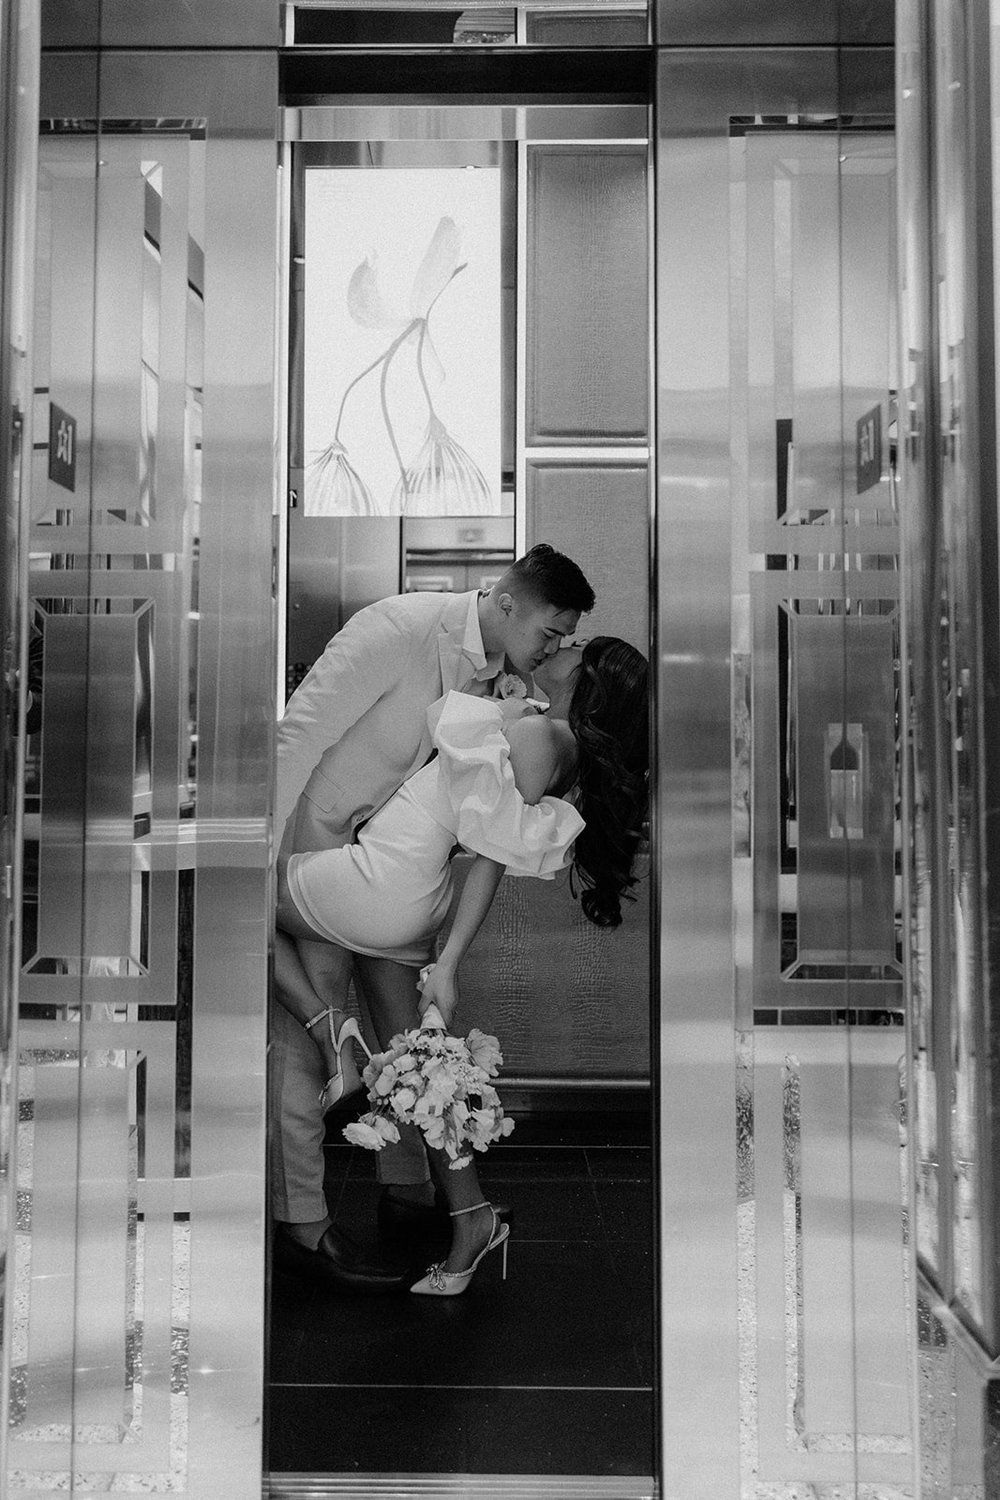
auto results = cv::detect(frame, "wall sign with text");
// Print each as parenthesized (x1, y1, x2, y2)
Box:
(48, 403, 77, 493)
(856, 404, 882, 495)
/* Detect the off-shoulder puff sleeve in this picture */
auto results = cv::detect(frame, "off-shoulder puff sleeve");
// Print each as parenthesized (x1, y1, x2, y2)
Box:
(428, 690, 585, 878)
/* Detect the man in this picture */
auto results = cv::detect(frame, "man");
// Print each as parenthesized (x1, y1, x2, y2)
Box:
(270, 544, 595, 1289)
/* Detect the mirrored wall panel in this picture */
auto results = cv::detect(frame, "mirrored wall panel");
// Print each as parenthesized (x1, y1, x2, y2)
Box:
(0, 0, 41, 1482)
(656, 47, 914, 1499)
(896, 0, 1000, 1486)
(9, 48, 277, 1498)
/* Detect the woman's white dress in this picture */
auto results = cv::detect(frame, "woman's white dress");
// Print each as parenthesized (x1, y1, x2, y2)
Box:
(285, 690, 584, 965)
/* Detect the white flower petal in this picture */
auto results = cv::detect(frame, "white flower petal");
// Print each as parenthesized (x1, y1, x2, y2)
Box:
(305, 442, 378, 517)
(409, 217, 463, 318)
(393, 417, 496, 517)
(347, 253, 410, 331)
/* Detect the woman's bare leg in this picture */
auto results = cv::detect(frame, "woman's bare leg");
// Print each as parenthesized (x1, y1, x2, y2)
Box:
(352, 955, 434, 1204)
(272, 931, 362, 1249)
(351, 954, 423, 1048)
(423, 1152, 499, 1274)
(273, 930, 359, 1090)
(276, 861, 366, 1088)
(353, 954, 498, 1270)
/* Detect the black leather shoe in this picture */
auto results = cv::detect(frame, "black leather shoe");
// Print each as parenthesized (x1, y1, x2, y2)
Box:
(377, 1189, 513, 1247)
(273, 1224, 408, 1293)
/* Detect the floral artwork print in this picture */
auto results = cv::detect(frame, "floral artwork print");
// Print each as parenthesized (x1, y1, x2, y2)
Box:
(304, 169, 502, 517)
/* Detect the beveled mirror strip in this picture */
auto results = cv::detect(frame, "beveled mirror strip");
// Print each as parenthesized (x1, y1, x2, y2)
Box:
(292, 0, 644, 9)
(655, 40, 903, 1500)
(269, 1478, 656, 1499)
(282, 105, 648, 142)
(14, 47, 277, 1500)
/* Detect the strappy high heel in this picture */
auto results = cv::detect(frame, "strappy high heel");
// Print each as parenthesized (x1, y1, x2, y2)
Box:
(409, 1202, 510, 1296)
(304, 1007, 372, 1114)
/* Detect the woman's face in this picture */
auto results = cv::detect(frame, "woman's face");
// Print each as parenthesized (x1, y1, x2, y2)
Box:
(533, 644, 584, 716)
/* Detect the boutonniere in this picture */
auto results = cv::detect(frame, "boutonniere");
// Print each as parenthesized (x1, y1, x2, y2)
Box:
(496, 672, 528, 700)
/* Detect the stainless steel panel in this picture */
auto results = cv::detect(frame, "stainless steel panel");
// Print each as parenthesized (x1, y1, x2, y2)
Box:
(14, 1021, 179, 1474)
(655, 60, 739, 1498)
(794, 613, 897, 968)
(653, 0, 893, 47)
(750, 575, 903, 1015)
(282, 104, 649, 144)
(526, 10, 649, 44)
(42, 0, 278, 49)
(34, 611, 140, 964)
(0, 0, 40, 1483)
(292, 0, 646, 7)
(13, 49, 277, 1499)
(656, 44, 911, 1499)
(747, 1031, 911, 1487)
(896, 13, 1000, 1489)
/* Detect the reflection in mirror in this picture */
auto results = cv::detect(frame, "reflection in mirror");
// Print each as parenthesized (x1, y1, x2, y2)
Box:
(287, 3, 649, 48)
(271, 89, 654, 1486)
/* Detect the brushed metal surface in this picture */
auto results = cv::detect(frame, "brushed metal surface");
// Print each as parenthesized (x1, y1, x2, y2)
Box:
(655, 59, 739, 1497)
(654, 0, 893, 47)
(269, 1478, 655, 1500)
(896, 0, 1000, 1436)
(282, 103, 649, 143)
(793, 613, 897, 968)
(749, 1031, 913, 1487)
(42, 0, 279, 49)
(13, 48, 277, 1500)
(34, 611, 140, 963)
(655, 43, 906, 1499)
(0, 1, 40, 1487)
(526, 12, 650, 44)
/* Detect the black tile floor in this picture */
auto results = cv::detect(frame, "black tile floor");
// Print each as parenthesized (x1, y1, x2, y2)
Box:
(268, 1110, 655, 1477)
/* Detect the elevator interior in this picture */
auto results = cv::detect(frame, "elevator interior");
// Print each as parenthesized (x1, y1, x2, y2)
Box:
(273, 47, 654, 1478)
(5, 0, 998, 1495)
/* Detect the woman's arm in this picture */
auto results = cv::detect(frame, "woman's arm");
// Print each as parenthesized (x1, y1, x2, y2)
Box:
(419, 853, 506, 1026)
(419, 716, 564, 1026)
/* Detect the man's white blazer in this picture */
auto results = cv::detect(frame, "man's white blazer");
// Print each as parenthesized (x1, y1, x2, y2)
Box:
(275, 589, 487, 854)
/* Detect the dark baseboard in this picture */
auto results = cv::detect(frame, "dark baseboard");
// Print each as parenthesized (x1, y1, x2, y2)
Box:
(501, 1076, 650, 1115)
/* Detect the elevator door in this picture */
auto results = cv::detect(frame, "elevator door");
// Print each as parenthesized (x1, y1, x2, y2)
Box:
(6, 40, 277, 1498)
(655, 47, 916, 1498)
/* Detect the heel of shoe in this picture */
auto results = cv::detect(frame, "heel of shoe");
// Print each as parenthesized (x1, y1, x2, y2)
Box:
(317, 1014, 370, 1114)
(318, 1070, 347, 1113)
(337, 1015, 372, 1061)
(500, 1235, 509, 1282)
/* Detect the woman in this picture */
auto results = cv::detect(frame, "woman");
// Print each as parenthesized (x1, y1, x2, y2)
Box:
(275, 636, 648, 1295)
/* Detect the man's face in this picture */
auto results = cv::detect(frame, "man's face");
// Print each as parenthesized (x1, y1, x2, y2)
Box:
(496, 594, 580, 677)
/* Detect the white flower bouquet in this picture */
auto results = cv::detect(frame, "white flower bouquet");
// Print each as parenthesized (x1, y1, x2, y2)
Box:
(343, 1024, 515, 1169)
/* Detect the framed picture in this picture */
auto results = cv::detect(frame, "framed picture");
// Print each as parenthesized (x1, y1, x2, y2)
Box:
(304, 165, 502, 517)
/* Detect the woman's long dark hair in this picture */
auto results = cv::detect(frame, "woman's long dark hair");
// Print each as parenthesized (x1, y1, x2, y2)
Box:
(568, 637, 649, 928)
